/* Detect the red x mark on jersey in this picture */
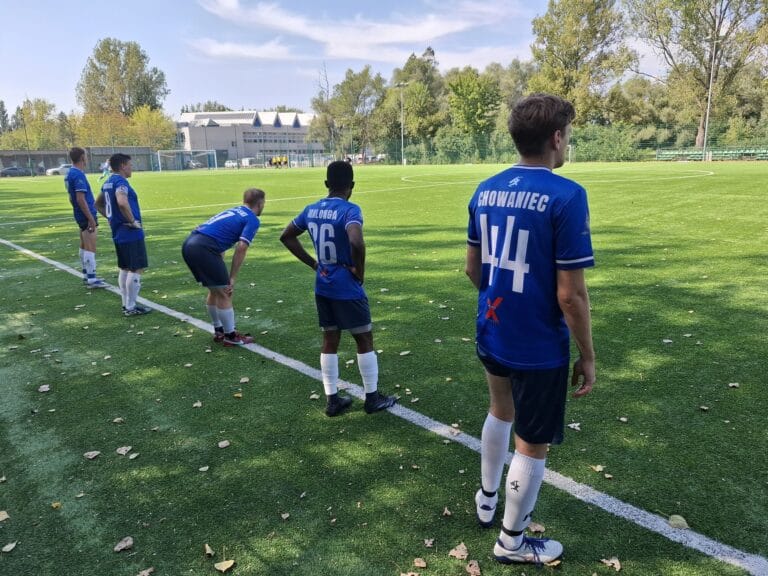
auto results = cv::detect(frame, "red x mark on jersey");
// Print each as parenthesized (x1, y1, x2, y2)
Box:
(485, 297, 503, 323)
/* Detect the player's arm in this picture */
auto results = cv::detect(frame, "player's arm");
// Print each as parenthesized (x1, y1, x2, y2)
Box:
(280, 223, 318, 270)
(94, 192, 106, 217)
(557, 268, 595, 398)
(347, 223, 365, 283)
(465, 244, 482, 289)
(228, 240, 249, 286)
(116, 188, 141, 228)
(76, 192, 97, 230)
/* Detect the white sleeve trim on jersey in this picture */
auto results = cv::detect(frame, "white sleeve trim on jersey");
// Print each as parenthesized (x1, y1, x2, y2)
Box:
(238, 236, 251, 245)
(292, 218, 306, 231)
(556, 256, 594, 265)
(467, 238, 481, 246)
(344, 219, 362, 228)
(75, 188, 89, 193)
(116, 185, 129, 196)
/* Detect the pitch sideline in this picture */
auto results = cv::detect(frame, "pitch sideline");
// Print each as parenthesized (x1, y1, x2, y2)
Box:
(1, 236, 764, 576)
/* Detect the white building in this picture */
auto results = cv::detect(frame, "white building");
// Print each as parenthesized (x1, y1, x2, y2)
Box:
(176, 110, 324, 165)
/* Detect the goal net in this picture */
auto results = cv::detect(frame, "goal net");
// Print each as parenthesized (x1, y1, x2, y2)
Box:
(156, 149, 217, 171)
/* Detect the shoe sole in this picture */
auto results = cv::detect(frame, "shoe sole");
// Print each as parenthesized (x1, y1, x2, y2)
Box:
(364, 397, 398, 414)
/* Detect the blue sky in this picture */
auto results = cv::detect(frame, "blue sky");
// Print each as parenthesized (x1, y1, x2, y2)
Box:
(0, 0, 659, 118)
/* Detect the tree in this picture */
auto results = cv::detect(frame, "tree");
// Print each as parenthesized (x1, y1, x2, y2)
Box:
(323, 66, 386, 157)
(57, 112, 77, 148)
(625, 0, 768, 146)
(445, 66, 501, 159)
(77, 38, 169, 116)
(75, 111, 131, 147)
(182, 101, 232, 113)
(129, 105, 177, 149)
(0, 100, 8, 134)
(529, 0, 635, 123)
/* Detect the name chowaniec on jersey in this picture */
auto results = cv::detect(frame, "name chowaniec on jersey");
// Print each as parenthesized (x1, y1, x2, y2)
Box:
(476, 189, 550, 212)
(308, 208, 339, 220)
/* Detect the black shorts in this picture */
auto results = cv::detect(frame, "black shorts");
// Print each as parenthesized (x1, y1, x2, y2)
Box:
(315, 294, 371, 334)
(115, 239, 148, 271)
(77, 217, 98, 231)
(182, 233, 228, 287)
(477, 344, 569, 445)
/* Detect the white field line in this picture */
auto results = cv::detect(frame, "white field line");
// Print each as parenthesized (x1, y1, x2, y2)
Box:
(0, 179, 475, 228)
(1, 236, 765, 576)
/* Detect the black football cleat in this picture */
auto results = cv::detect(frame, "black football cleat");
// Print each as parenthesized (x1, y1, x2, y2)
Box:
(364, 391, 397, 414)
(325, 395, 353, 417)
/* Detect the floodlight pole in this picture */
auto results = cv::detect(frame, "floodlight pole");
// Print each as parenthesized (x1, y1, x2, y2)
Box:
(396, 82, 408, 166)
(702, 37, 718, 162)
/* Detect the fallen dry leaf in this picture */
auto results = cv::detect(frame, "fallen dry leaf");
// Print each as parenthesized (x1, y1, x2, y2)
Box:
(604, 473, 614, 480)
(424, 538, 435, 548)
(700, 406, 710, 412)
(618, 416, 628, 423)
(84, 451, 101, 460)
(114, 536, 134, 552)
(128, 453, 140, 460)
(116, 446, 132, 456)
(728, 382, 740, 388)
(600, 556, 622, 571)
(51, 502, 62, 510)
(2, 542, 17, 553)
(184, 363, 193, 368)
(38, 384, 50, 393)
(442, 507, 452, 517)
(199, 466, 209, 472)
(448, 542, 468, 560)
(214, 559, 235, 573)
(414, 558, 427, 568)
(218, 440, 230, 449)
(400, 573, 419, 576)
(0, 476, 5, 483)
(567, 422, 581, 431)
(309, 393, 320, 400)
(136, 568, 155, 576)
(668, 514, 690, 529)
(590, 464, 605, 473)
(281, 512, 290, 520)
(528, 521, 545, 533)
(399, 350, 411, 356)
(545, 559, 562, 567)
(240, 377, 250, 384)
(0, 511, 9, 522)
(204, 543, 215, 557)
(192, 401, 202, 408)
(112, 417, 125, 424)
(466, 559, 481, 575)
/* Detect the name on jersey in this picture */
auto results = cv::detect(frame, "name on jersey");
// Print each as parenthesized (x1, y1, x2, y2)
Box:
(308, 208, 338, 220)
(477, 190, 549, 212)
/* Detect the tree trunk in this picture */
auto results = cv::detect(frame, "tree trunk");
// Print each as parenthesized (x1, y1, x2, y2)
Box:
(695, 113, 706, 148)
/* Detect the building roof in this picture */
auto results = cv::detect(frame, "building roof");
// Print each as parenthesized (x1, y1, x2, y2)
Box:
(178, 110, 315, 128)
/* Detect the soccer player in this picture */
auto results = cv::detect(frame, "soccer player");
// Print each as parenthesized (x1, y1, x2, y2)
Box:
(181, 188, 266, 346)
(465, 94, 595, 565)
(95, 153, 151, 316)
(65, 147, 107, 288)
(280, 161, 397, 417)
(98, 161, 110, 182)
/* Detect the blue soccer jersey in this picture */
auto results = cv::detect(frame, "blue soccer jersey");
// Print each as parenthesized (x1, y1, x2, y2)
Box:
(65, 167, 96, 224)
(467, 165, 594, 370)
(292, 197, 366, 300)
(101, 174, 144, 244)
(195, 206, 260, 252)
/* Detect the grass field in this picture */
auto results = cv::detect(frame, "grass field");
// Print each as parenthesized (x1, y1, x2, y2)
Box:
(0, 162, 766, 576)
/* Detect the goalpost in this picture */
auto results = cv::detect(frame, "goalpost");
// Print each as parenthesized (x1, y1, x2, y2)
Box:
(156, 149, 218, 172)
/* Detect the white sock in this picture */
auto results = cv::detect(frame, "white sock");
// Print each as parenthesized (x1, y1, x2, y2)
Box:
(207, 304, 222, 328)
(356, 351, 379, 394)
(126, 272, 141, 310)
(499, 451, 546, 549)
(218, 307, 235, 333)
(118, 270, 129, 307)
(320, 353, 339, 396)
(83, 250, 96, 282)
(481, 413, 513, 494)
(79, 248, 86, 279)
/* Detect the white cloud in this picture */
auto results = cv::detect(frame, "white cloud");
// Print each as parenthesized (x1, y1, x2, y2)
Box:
(191, 37, 296, 60)
(196, 0, 530, 65)
(436, 44, 532, 72)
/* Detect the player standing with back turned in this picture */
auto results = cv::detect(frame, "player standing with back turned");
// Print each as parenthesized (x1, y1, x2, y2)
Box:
(280, 161, 397, 417)
(466, 94, 596, 565)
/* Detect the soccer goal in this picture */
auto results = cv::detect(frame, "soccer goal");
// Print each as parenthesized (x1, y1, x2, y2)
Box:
(156, 149, 218, 172)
